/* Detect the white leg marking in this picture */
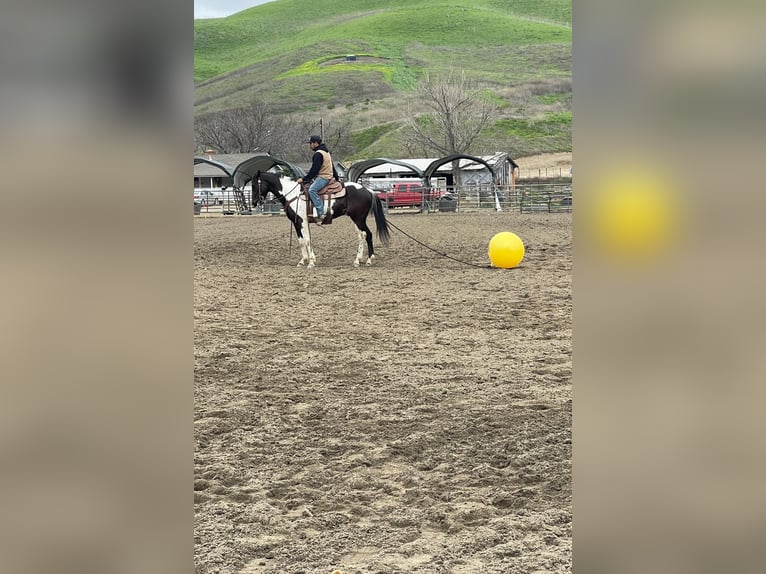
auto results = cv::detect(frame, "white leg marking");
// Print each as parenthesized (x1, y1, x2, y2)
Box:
(298, 221, 317, 269)
(297, 236, 309, 267)
(354, 229, 365, 267)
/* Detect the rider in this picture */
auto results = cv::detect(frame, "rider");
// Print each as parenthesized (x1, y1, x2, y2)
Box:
(296, 135, 339, 221)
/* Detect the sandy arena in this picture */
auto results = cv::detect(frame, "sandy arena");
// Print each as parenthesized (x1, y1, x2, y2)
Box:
(194, 210, 572, 573)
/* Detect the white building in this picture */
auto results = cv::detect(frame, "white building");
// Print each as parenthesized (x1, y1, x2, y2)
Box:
(347, 152, 520, 189)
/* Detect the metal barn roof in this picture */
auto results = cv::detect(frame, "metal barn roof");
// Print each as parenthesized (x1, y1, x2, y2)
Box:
(355, 153, 516, 177)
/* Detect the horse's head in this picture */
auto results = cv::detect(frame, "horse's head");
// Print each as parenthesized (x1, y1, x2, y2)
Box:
(251, 170, 280, 207)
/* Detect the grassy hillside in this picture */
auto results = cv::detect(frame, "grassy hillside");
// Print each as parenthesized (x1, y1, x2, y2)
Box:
(194, 0, 571, 159)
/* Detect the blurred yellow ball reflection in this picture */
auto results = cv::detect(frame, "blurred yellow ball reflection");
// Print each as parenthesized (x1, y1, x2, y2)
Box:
(590, 170, 680, 264)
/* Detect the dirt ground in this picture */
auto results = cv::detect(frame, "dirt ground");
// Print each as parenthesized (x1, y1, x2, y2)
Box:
(194, 210, 572, 573)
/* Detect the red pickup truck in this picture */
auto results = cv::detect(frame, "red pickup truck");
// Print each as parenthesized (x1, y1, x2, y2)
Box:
(377, 182, 445, 208)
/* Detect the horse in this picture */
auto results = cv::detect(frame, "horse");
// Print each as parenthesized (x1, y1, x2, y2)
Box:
(251, 170, 390, 268)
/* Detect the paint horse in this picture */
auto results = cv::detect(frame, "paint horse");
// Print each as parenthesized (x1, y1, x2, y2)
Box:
(252, 171, 390, 268)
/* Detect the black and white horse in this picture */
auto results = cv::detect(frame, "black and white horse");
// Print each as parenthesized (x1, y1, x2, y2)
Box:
(252, 171, 390, 268)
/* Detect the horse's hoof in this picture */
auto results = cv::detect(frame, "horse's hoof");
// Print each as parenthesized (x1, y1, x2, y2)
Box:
(353, 260, 360, 267)
(297, 262, 305, 267)
(366, 255, 375, 266)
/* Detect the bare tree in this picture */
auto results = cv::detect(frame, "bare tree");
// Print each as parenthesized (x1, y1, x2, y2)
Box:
(194, 102, 357, 171)
(264, 115, 304, 160)
(274, 115, 355, 165)
(405, 71, 498, 186)
(194, 112, 230, 153)
(194, 100, 279, 154)
(314, 118, 354, 163)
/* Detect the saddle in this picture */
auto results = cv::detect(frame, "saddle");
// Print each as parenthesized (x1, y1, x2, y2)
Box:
(301, 179, 345, 224)
(319, 179, 345, 198)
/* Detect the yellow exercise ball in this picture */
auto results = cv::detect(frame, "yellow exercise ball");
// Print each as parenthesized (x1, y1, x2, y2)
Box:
(488, 231, 525, 268)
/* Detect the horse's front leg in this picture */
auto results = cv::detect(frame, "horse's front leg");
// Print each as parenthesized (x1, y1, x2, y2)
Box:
(306, 240, 317, 269)
(292, 220, 307, 267)
(296, 237, 310, 266)
(295, 221, 310, 267)
(295, 216, 317, 268)
(296, 237, 317, 269)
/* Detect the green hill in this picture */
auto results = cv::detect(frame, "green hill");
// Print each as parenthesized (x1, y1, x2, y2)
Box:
(194, 0, 571, 160)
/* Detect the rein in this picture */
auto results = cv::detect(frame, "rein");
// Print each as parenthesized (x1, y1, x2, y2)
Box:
(279, 182, 302, 211)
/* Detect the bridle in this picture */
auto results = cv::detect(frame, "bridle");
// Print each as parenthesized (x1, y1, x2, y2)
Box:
(251, 175, 273, 209)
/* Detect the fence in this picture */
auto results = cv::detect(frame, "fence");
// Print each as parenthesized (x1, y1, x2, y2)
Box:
(193, 182, 572, 215)
(517, 166, 572, 180)
(411, 182, 572, 214)
(193, 190, 282, 215)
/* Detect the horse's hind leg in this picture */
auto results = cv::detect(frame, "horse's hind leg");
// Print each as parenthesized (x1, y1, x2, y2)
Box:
(353, 229, 365, 267)
(354, 222, 375, 266)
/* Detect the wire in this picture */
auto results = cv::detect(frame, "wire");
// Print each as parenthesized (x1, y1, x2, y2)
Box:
(386, 219, 492, 269)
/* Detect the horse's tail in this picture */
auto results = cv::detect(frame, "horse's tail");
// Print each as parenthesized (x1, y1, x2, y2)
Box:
(371, 194, 391, 245)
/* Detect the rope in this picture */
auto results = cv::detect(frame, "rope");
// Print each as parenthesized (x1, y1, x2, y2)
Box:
(385, 219, 492, 269)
